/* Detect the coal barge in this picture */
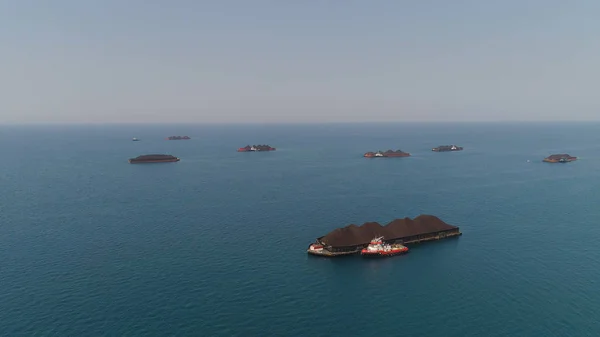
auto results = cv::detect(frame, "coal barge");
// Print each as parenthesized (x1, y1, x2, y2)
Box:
(364, 149, 410, 158)
(432, 145, 463, 152)
(307, 215, 461, 257)
(543, 154, 577, 163)
(129, 154, 180, 164)
(237, 145, 276, 152)
(166, 136, 190, 140)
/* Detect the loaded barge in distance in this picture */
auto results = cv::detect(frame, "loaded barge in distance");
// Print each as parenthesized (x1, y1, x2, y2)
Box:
(307, 214, 461, 257)
(129, 154, 180, 164)
(364, 149, 410, 158)
(237, 145, 276, 152)
(166, 136, 190, 140)
(543, 154, 577, 163)
(432, 145, 463, 152)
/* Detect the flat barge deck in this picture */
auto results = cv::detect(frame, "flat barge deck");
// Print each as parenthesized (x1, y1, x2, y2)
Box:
(306, 246, 360, 257)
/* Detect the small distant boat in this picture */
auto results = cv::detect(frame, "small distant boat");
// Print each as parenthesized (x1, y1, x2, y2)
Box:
(166, 136, 191, 140)
(360, 236, 409, 257)
(132, 138, 140, 141)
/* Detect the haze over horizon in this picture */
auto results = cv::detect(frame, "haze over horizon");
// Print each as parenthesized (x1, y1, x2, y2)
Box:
(2, 1, 599, 124)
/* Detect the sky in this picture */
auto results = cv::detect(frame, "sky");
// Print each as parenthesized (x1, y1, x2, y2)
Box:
(1, 0, 599, 123)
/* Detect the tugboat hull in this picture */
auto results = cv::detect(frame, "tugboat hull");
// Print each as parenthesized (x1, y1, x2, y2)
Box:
(361, 249, 408, 257)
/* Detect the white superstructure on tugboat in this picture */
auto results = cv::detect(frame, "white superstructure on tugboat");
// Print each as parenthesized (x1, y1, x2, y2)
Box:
(361, 236, 409, 257)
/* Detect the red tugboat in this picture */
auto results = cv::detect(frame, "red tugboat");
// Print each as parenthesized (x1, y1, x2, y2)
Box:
(237, 145, 276, 152)
(361, 236, 409, 257)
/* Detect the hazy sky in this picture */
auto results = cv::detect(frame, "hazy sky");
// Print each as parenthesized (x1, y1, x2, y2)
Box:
(1, 0, 599, 123)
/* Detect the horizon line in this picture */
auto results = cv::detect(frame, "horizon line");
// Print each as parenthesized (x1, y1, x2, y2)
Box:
(2, 120, 600, 126)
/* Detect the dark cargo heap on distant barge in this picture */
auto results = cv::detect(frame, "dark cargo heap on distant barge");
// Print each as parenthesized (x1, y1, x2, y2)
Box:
(543, 154, 577, 163)
(364, 149, 410, 158)
(129, 154, 180, 164)
(237, 145, 276, 152)
(166, 136, 190, 140)
(432, 145, 463, 152)
(307, 215, 461, 257)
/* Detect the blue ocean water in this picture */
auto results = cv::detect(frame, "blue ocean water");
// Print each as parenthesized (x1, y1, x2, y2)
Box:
(1, 122, 600, 336)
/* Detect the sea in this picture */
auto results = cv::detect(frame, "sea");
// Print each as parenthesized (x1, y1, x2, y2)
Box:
(1, 122, 600, 337)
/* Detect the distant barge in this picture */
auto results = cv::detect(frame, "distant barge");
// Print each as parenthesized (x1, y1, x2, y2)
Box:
(307, 215, 461, 257)
(166, 136, 190, 140)
(432, 145, 463, 152)
(238, 145, 276, 152)
(129, 154, 180, 164)
(364, 149, 410, 158)
(543, 154, 577, 163)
